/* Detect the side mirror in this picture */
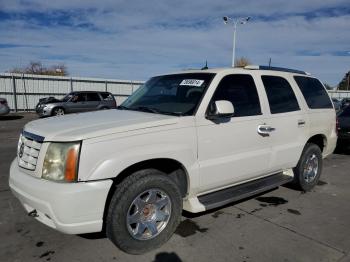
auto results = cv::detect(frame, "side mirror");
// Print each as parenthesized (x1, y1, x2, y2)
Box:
(206, 100, 234, 120)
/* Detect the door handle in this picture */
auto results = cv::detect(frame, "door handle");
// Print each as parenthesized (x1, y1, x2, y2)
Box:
(257, 125, 276, 137)
(298, 120, 306, 126)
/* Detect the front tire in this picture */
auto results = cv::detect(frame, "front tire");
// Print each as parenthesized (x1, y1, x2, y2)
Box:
(293, 143, 323, 191)
(52, 107, 65, 116)
(106, 169, 182, 254)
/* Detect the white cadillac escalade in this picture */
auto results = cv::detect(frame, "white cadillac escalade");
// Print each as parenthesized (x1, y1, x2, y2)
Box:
(9, 66, 337, 254)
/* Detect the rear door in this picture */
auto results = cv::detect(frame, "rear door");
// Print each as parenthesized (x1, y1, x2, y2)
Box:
(258, 74, 306, 171)
(85, 92, 101, 111)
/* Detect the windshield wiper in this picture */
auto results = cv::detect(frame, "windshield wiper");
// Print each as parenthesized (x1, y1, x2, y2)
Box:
(133, 106, 182, 116)
(134, 106, 160, 114)
(117, 105, 130, 110)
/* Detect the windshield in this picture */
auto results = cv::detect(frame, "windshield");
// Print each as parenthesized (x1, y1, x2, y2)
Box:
(120, 73, 215, 116)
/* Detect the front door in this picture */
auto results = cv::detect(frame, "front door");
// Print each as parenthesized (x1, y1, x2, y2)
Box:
(196, 74, 272, 193)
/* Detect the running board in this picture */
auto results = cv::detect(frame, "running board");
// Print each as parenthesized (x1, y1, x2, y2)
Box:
(198, 173, 293, 210)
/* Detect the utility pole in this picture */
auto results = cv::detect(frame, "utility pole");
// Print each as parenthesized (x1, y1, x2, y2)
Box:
(223, 16, 251, 67)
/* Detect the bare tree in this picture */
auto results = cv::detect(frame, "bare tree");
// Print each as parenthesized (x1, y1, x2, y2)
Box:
(234, 57, 252, 67)
(9, 61, 69, 76)
(338, 71, 350, 90)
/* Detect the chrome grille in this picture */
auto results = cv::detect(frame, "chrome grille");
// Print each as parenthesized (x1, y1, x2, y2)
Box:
(18, 131, 44, 171)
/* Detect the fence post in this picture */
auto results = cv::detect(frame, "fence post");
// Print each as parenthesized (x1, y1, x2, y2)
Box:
(105, 81, 108, 92)
(70, 78, 73, 92)
(131, 80, 134, 94)
(12, 75, 18, 112)
(22, 74, 29, 111)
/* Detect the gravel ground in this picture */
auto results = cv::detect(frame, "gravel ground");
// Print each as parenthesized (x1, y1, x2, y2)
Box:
(1, 112, 350, 262)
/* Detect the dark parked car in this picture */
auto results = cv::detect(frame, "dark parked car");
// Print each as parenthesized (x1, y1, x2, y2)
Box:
(341, 98, 350, 109)
(332, 98, 341, 111)
(36, 91, 117, 117)
(337, 106, 350, 147)
(0, 98, 10, 115)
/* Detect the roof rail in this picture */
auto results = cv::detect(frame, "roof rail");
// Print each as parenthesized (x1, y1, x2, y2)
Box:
(244, 65, 310, 75)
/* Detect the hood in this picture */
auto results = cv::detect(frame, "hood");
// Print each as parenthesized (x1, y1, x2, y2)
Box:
(24, 109, 178, 141)
(38, 97, 61, 105)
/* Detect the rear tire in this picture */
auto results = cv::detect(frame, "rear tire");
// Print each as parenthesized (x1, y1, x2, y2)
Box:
(106, 169, 182, 254)
(292, 143, 323, 191)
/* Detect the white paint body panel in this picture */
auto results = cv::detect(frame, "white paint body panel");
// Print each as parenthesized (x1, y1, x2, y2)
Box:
(9, 67, 337, 234)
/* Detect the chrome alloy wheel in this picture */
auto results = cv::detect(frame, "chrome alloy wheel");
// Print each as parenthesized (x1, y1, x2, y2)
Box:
(54, 108, 64, 116)
(303, 153, 319, 183)
(126, 189, 171, 240)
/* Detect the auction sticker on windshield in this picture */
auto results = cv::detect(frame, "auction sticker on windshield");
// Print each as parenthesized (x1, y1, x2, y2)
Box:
(180, 79, 204, 87)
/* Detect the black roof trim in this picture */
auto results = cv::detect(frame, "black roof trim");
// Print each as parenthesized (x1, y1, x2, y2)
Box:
(245, 65, 308, 75)
(258, 66, 308, 75)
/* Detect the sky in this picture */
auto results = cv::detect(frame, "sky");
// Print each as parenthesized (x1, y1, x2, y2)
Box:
(0, 0, 349, 85)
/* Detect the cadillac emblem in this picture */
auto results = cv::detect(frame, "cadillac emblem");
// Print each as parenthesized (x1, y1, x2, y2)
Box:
(19, 143, 24, 158)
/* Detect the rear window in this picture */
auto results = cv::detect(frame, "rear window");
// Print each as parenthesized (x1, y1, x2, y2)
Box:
(261, 75, 300, 114)
(294, 76, 333, 109)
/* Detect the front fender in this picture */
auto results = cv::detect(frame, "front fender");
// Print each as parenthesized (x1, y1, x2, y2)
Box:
(77, 127, 199, 193)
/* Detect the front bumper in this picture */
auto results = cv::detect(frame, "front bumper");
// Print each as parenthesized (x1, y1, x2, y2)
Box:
(36, 106, 51, 116)
(9, 160, 113, 234)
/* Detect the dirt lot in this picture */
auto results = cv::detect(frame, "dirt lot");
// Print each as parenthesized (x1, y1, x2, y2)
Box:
(1, 113, 350, 262)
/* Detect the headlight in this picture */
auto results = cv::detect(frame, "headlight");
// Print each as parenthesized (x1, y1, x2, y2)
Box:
(42, 142, 81, 182)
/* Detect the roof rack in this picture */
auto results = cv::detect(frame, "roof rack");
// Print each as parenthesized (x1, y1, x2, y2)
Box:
(244, 65, 310, 75)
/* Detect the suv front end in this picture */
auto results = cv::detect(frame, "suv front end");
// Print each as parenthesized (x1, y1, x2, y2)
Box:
(9, 130, 112, 234)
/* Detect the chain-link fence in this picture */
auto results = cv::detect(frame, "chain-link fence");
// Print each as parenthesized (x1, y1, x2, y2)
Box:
(0, 73, 144, 111)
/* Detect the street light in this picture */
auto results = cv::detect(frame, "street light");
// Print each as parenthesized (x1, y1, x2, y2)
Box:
(223, 16, 251, 67)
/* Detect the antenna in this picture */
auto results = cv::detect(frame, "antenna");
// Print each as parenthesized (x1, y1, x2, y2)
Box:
(201, 60, 208, 70)
(268, 58, 272, 67)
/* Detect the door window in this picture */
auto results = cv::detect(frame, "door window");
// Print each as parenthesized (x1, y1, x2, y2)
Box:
(261, 75, 300, 114)
(86, 93, 101, 102)
(71, 93, 85, 102)
(210, 74, 261, 117)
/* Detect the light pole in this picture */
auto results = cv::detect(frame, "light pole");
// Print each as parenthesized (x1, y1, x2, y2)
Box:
(223, 16, 251, 67)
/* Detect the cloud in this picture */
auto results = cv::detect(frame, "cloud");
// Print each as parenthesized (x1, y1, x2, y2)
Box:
(0, 0, 349, 85)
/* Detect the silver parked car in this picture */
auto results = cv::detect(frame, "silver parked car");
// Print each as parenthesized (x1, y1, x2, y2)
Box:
(0, 98, 10, 115)
(36, 91, 117, 117)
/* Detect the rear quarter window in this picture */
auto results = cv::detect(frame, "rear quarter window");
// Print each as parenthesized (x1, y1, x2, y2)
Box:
(101, 92, 115, 101)
(294, 76, 333, 109)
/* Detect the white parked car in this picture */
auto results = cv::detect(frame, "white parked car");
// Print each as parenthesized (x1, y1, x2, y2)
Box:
(9, 66, 337, 254)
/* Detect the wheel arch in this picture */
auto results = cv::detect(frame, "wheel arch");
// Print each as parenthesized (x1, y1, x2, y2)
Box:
(102, 158, 189, 231)
(306, 134, 327, 152)
(51, 106, 65, 116)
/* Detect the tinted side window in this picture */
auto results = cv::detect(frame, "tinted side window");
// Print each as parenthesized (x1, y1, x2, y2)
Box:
(294, 76, 333, 109)
(86, 93, 101, 101)
(262, 76, 300, 114)
(211, 74, 261, 117)
(72, 93, 85, 102)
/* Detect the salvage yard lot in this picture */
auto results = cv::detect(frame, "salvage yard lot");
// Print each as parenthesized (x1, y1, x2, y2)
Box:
(1, 113, 350, 262)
